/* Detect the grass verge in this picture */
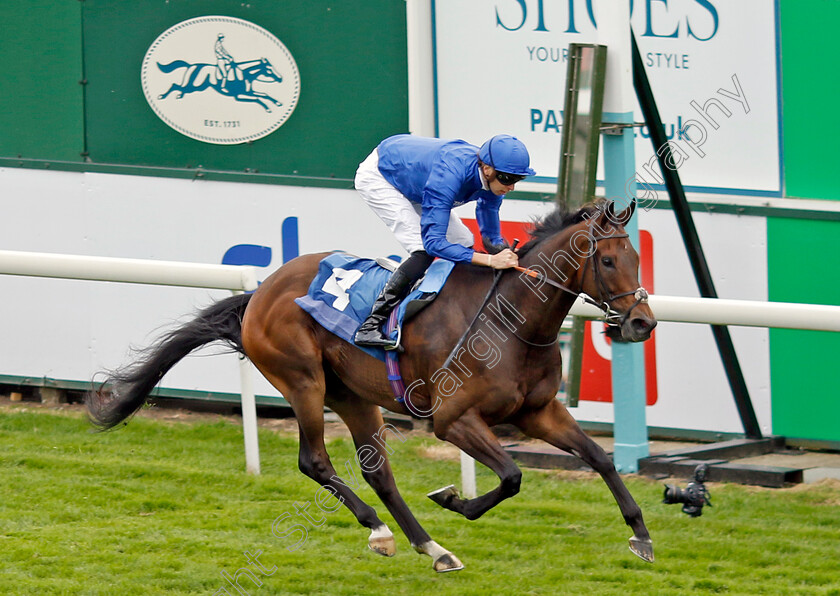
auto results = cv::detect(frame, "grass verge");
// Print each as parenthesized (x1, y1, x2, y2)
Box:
(0, 405, 838, 595)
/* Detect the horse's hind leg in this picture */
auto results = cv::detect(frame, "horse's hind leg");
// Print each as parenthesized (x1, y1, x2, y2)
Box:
(158, 84, 183, 100)
(328, 396, 464, 572)
(258, 369, 390, 549)
(514, 399, 654, 562)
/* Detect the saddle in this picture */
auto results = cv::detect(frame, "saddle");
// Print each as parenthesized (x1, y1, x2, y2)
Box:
(294, 252, 455, 362)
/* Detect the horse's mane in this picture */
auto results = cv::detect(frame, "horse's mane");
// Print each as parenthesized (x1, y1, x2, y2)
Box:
(517, 205, 599, 257)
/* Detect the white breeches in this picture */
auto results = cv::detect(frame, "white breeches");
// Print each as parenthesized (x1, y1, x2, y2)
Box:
(354, 148, 475, 255)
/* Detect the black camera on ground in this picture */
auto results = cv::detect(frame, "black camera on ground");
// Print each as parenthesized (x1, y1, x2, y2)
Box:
(663, 463, 712, 517)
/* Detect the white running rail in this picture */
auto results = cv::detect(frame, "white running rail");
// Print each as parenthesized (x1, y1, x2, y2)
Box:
(2, 249, 839, 489)
(0, 249, 262, 474)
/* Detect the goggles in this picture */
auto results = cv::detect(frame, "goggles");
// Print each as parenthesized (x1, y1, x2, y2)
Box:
(494, 170, 526, 186)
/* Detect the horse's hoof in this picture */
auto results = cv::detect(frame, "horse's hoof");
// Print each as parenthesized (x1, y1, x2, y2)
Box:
(369, 535, 396, 557)
(628, 536, 654, 563)
(368, 525, 395, 557)
(433, 553, 464, 573)
(427, 485, 459, 508)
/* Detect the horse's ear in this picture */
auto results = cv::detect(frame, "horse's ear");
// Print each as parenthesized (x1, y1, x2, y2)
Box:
(605, 200, 615, 222)
(605, 198, 636, 226)
(621, 197, 637, 222)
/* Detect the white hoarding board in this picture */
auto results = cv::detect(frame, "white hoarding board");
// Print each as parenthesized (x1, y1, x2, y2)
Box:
(434, 0, 781, 196)
(0, 168, 404, 400)
(0, 168, 770, 434)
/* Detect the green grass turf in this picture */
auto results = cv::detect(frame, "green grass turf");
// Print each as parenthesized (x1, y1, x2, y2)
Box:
(0, 405, 838, 595)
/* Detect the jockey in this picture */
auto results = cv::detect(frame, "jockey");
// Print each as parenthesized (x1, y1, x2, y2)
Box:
(215, 34, 235, 90)
(354, 133, 536, 350)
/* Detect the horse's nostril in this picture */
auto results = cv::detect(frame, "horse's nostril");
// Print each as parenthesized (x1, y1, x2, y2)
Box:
(631, 317, 656, 335)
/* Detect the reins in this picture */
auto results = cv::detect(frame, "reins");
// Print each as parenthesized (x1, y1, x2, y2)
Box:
(515, 230, 649, 328)
(440, 240, 519, 370)
(440, 223, 650, 366)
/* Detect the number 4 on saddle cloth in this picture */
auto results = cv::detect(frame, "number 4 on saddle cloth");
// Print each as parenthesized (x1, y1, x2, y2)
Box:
(294, 253, 456, 401)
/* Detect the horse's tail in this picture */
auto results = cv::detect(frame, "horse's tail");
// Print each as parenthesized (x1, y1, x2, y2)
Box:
(86, 293, 252, 431)
(157, 60, 190, 73)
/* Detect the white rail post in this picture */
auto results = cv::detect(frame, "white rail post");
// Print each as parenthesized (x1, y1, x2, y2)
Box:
(460, 451, 477, 499)
(232, 291, 261, 475)
(237, 357, 261, 474)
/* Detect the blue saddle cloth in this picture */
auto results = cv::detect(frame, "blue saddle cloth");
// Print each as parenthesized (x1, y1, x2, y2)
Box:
(294, 253, 455, 361)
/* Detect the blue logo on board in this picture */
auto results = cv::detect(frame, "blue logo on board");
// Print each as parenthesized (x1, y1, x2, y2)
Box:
(141, 16, 301, 145)
(156, 35, 285, 112)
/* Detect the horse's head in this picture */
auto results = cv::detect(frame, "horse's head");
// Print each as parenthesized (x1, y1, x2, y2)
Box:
(254, 58, 283, 84)
(575, 200, 656, 342)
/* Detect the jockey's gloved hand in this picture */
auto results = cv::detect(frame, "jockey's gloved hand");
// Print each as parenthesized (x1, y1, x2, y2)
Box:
(482, 237, 510, 255)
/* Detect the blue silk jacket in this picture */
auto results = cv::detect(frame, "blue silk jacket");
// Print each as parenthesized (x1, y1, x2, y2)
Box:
(376, 134, 505, 263)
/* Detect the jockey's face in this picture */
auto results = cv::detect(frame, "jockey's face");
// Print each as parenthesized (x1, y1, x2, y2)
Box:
(481, 163, 517, 196)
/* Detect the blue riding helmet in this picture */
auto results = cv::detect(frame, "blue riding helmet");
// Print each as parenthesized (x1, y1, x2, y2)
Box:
(479, 134, 536, 176)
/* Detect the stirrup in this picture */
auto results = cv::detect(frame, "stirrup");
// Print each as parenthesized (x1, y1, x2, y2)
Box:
(355, 328, 394, 347)
(356, 337, 402, 352)
(354, 331, 403, 352)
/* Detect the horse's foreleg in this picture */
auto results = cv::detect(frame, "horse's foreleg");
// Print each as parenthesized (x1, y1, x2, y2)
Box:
(233, 94, 273, 112)
(514, 399, 654, 562)
(430, 410, 522, 521)
(248, 90, 283, 107)
(330, 398, 463, 573)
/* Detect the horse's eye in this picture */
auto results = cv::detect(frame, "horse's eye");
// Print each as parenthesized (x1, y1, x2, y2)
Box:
(601, 256, 615, 268)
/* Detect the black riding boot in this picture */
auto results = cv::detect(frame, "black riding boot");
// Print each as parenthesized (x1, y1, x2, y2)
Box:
(354, 251, 434, 350)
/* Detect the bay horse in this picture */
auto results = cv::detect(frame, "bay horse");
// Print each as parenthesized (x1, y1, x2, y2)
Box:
(87, 200, 657, 572)
(157, 58, 284, 112)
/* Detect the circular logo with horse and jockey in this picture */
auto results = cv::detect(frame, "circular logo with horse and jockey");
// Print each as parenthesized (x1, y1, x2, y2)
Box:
(141, 16, 300, 145)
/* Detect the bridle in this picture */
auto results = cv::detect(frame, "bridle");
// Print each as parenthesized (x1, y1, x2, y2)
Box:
(584, 232, 650, 327)
(514, 226, 649, 342)
(443, 223, 651, 359)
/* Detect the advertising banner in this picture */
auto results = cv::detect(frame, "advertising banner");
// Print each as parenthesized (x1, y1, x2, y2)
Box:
(434, 0, 781, 196)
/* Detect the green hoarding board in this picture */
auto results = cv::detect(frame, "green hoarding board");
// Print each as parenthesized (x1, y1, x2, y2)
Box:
(780, 0, 840, 201)
(768, 217, 840, 442)
(0, 0, 84, 161)
(80, 0, 408, 182)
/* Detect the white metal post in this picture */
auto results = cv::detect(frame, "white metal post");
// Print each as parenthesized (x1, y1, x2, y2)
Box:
(406, 0, 435, 137)
(232, 290, 261, 475)
(238, 353, 261, 475)
(460, 450, 477, 498)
